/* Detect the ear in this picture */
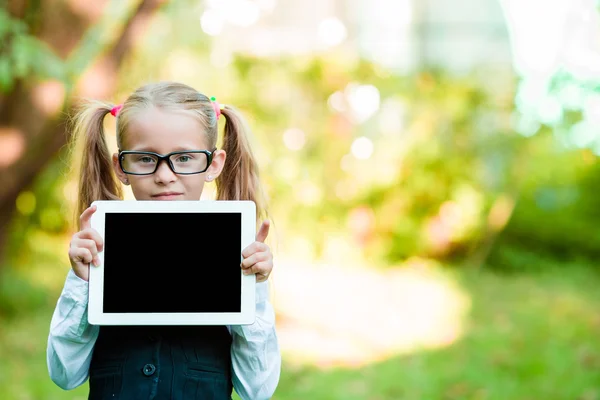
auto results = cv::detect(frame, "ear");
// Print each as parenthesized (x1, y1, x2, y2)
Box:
(205, 149, 226, 182)
(112, 153, 129, 185)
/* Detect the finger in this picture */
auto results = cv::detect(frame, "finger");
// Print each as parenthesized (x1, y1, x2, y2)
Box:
(241, 252, 268, 269)
(69, 247, 93, 265)
(241, 241, 268, 259)
(256, 272, 269, 283)
(74, 238, 99, 260)
(255, 220, 270, 243)
(243, 260, 273, 276)
(72, 239, 101, 266)
(78, 228, 104, 252)
(79, 205, 97, 231)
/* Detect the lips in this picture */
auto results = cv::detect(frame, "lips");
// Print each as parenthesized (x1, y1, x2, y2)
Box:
(151, 192, 183, 200)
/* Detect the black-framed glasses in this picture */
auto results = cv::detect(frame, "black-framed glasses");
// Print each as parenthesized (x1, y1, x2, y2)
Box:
(118, 148, 217, 175)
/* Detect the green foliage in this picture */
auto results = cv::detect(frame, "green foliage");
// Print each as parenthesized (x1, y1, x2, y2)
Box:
(490, 137, 600, 269)
(12, 44, 600, 270)
(4, 152, 72, 271)
(0, 8, 67, 91)
(5, 0, 600, 277)
(0, 268, 49, 319)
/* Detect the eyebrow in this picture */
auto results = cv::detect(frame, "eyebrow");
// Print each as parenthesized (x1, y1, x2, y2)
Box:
(127, 146, 208, 153)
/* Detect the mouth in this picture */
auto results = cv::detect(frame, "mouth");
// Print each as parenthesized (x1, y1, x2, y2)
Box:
(151, 192, 183, 200)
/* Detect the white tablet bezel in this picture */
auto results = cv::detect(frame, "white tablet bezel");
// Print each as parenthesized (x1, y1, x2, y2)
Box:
(88, 200, 256, 325)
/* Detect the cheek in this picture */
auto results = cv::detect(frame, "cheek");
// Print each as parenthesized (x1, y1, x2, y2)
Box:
(128, 178, 152, 198)
(191, 180, 205, 192)
(184, 178, 206, 197)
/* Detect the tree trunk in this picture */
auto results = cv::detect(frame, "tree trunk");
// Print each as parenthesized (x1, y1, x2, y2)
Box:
(0, 0, 167, 264)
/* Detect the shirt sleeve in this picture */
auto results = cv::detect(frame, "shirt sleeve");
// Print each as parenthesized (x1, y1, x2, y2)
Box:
(47, 269, 99, 390)
(228, 281, 281, 400)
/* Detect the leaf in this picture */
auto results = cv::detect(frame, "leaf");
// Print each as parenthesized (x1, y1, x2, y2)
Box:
(0, 57, 14, 92)
(11, 35, 36, 77)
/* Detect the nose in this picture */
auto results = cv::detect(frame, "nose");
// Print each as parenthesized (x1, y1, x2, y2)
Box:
(153, 159, 177, 184)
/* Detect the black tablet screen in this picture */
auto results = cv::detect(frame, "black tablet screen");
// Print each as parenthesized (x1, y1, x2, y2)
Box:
(102, 212, 242, 313)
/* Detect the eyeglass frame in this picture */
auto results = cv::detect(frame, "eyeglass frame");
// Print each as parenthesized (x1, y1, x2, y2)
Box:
(117, 148, 217, 175)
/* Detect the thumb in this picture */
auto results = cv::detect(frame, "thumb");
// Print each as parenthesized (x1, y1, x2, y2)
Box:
(256, 220, 270, 243)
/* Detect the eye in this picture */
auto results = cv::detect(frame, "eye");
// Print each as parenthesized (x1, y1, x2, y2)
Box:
(139, 156, 156, 163)
(175, 154, 193, 163)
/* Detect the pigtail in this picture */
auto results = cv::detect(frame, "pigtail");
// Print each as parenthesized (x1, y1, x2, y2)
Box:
(67, 100, 123, 230)
(217, 106, 267, 222)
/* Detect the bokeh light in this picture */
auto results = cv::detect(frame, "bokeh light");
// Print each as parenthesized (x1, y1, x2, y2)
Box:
(317, 17, 347, 47)
(282, 128, 306, 151)
(351, 136, 374, 160)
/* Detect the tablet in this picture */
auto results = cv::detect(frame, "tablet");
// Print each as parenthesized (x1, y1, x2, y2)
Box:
(88, 200, 256, 325)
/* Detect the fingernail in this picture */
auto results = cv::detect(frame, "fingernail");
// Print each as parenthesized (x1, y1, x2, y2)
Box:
(93, 258, 100, 266)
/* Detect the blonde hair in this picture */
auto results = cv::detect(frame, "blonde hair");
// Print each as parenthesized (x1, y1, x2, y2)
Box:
(68, 81, 268, 229)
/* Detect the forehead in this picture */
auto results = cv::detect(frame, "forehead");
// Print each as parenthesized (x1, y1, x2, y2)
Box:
(123, 107, 209, 152)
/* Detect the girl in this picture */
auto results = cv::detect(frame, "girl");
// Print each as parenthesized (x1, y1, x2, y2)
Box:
(47, 81, 280, 400)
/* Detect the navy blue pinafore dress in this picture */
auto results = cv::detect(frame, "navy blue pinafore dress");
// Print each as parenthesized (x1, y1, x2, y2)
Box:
(88, 325, 233, 400)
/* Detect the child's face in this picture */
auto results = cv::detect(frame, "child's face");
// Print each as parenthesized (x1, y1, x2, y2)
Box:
(112, 107, 225, 201)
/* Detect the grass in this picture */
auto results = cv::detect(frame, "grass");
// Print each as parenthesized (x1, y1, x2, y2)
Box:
(274, 263, 600, 400)
(1, 256, 599, 399)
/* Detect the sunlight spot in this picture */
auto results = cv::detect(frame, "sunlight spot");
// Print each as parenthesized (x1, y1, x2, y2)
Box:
(318, 17, 347, 47)
(426, 215, 451, 253)
(282, 128, 306, 151)
(200, 9, 223, 36)
(351, 137, 374, 160)
(571, 121, 597, 148)
(488, 194, 515, 231)
(0, 127, 25, 167)
(32, 80, 66, 116)
(297, 181, 322, 205)
(378, 98, 406, 136)
(537, 95, 563, 125)
(273, 256, 470, 368)
(77, 59, 115, 99)
(225, 0, 260, 27)
(439, 201, 463, 229)
(327, 91, 346, 113)
(347, 206, 376, 245)
(345, 83, 381, 123)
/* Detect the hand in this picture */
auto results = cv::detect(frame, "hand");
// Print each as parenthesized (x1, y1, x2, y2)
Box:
(68, 205, 104, 282)
(241, 220, 273, 283)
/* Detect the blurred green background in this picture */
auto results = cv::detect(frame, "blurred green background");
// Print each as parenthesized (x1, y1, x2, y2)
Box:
(1, 0, 600, 399)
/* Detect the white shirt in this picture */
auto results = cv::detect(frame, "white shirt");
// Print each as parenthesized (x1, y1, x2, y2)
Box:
(47, 269, 281, 400)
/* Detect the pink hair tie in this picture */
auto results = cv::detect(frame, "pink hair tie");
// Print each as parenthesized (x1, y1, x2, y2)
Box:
(110, 104, 123, 117)
(210, 96, 224, 119)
